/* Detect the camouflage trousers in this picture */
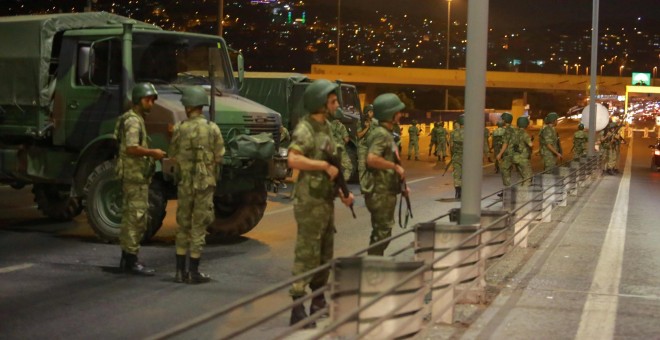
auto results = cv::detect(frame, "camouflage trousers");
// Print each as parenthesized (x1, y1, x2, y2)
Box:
(408, 140, 419, 158)
(365, 192, 397, 256)
(499, 155, 514, 186)
(340, 148, 353, 181)
(574, 147, 586, 158)
(436, 139, 448, 158)
(606, 147, 618, 169)
(452, 155, 463, 187)
(512, 154, 533, 186)
(483, 141, 490, 157)
(540, 149, 557, 170)
(290, 200, 335, 297)
(493, 145, 502, 171)
(429, 141, 437, 155)
(120, 181, 149, 254)
(175, 184, 214, 255)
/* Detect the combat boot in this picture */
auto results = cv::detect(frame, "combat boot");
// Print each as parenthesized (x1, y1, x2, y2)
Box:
(186, 257, 211, 284)
(174, 254, 186, 283)
(121, 251, 155, 276)
(290, 297, 316, 328)
(309, 293, 329, 317)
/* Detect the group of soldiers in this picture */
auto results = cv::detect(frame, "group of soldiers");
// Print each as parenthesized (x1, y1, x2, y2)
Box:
(115, 83, 223, 284)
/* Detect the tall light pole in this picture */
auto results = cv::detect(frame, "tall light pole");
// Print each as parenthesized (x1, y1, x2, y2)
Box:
(337, 0, 341, 65)
(218, 0, 224, 37)
(575, 64, 580, 75)
(600, 64, 604, 75)
(444, 0, 452, 110)
(654, 66, 658, 79)
(619, 65, 624, 77)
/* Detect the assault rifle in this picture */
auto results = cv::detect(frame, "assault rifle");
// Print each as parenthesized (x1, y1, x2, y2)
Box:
(324, 147, 356, 219)
(394, 148, 413, 228)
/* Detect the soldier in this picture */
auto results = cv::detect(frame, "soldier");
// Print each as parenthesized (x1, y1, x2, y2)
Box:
(539, 112, 562, 170)
(434, 120, 449, 161)
(492, 121, 506, 173)
(392, 121, 402, 153)
(429, 122, 438, 157)
(169, 86, 224, 284)
(572, 123, 588, 158)
(407, 119, 420, 160)
(330, 112, 353, 181)
(114, 83, 167, 275)
(495, 112, 515, 187)
(450, 115, 465, 199)
(511, 116, 534, 185)
(280, 125, 291, 148)
(362, 93, 408, 256)
(484, 126, 492, 163)
(599, 121, 619, 175)
(287, 79, 354, 326)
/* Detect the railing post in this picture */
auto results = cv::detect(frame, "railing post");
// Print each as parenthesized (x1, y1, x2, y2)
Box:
(556, 167, 570, 207)
(533, 174, 553, 222)
(331, 257, 425, 339)
(512, 185, 535, 248)
(569, 160, 581, 196)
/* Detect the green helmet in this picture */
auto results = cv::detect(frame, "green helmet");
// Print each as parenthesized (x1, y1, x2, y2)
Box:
(180, 86, 209, 108)
(304, 79, 338, 113)
(501, 112, 513, 124)
(412, 119, 418, 125)
(132, 82, 158, 104)
(373, 93, 405, 122)
(545, 112, 558, 123)
(456, 114, 464, 126)
(517, 116, 530, 128)
(578, 123, 584, 130)
(364, 104, 374, 114)
(497, 121, 504, 127)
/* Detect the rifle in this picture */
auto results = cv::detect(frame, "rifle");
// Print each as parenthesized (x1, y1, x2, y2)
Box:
(393, 146, 413, 228)
(442, 160, 452, 176)
(324, 146, 356, 219)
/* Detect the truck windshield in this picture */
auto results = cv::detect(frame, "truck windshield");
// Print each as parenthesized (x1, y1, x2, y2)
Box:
(132, 32, 232, 90)
(340, 86, 361, 114)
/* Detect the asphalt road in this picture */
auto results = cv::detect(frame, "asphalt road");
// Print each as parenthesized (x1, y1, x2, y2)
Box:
(0, 121, 638, 339)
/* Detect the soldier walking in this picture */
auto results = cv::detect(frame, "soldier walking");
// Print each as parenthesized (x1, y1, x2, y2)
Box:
(511, 117, 534, 185)
(434, 120, 449, 161)
(407, 120, 420, 160)
(287, 79, 354, 327)
(539, 112, 562, 170)
(572, 123, 588, 158)
(492, 121, 505, 173)
(450, 115, 465, 199)
(169, 86, 224, 284)
(495, 112, 515, 187)
(114, 83, 167, 275)
(429, 122, 438, 157)
(361, 93, 408, 256)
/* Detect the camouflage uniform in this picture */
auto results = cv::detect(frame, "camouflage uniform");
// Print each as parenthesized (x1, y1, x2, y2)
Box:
(407, 124, 420, 159)
(434, 125, 449, 160)
(362, 126, 401, 256)
(450, 125, 464, 188)
(429, 124, 438, 156)
(492, 126, 505, 172)
(499, 125, 516, 186)
(539, 124, 560, 170)
(392, 123, 402, 153)
(511, 128, 533, 185)
(114, 109, 154, 255)
(330, 119, 353, 180)
(170, 114, 224, 256)
(288, 116, 338, 297)
(484, 127, 491, 160)
(572, 130, 588, 158)
(280, 125, 291, 148)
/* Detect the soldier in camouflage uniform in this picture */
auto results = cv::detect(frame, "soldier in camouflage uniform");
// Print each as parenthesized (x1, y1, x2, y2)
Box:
(572, 123, 588, 158)
(599, 121, 619, 175)
(539, 112, 562, 170)
(287, 79, 354, 327)
(511, 117, 534, 185)
(434, 120, 449, 161)
(361, 93, 408, 256)
(114, 83, 167, 275)
(496, 112, 515, 186)
(169, 86, 224, 284)
(407, 120, 420, 160)
(484, 127, 492, 163)
(280, 125, 291, 148)
(330, 117, 353, 180)
(450, 115, 465, 199)
(429, 122, 438, 157)
(392, 122, 402, 153)
(492, 121, 506, 173)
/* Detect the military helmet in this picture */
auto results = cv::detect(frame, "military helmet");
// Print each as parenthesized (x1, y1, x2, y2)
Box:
(545, 112, 559, 123)
(412, 119, 418, 125)
(373, 93, 405, 122)
(456, 114, 465, 126)
(304, 79, 339, 113)
(578, 123, 585, 130)
(364, 104, 374, 114)
(180, 86, 209, 108)
(501, 112, 513, 124)
(517, 116, 530, 128)
(132, 82, 158, 104)
(497, 121, 504, 127)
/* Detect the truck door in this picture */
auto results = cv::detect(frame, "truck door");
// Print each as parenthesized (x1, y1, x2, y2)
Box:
(53, 37, 122, 150)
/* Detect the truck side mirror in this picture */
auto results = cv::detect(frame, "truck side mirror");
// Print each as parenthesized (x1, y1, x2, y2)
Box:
(237, 52, 245, 87)
(77, 46, 92, 85)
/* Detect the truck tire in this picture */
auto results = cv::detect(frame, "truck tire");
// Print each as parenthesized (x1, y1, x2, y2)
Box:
(84, 160, 166, 243)
(32, 184, 83, 221)
(209, 185, 267, 238)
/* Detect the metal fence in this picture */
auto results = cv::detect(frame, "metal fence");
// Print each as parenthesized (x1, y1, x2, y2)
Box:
(148, 155, 602, 340)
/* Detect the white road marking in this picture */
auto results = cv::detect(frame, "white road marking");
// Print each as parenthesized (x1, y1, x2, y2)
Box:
(0, 263, 34, 274)
(575, 138, 633, 340)
(407, 176, 434, 184)
(264, 206, 294, 216)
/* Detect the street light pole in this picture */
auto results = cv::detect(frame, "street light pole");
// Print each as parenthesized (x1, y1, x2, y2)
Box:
(218, 0, 224, 37)
(444, 0, 452, 110)
(600, 64, 604, 75)
(337, 0, 341, 65)
(619, 65, 624, 77)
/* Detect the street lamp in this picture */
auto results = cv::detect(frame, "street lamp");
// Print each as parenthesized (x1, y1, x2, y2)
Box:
(619, 65, 624, 77)
(600, 64, 604, 75)
(564, 64, 568, 74)
(444, 0, 452, 110)
(585, 66, 589, 75)
(575, 64, 580, 75)
(653, 66, 657, 79)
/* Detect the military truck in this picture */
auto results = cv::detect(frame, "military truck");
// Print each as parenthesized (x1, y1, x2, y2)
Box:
(239, 72, 361, 180)
(0, 13, 281, 241)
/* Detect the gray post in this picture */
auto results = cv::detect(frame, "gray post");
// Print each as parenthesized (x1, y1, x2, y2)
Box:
(460, 0, 490, 224)
(587, 0, 600, 156)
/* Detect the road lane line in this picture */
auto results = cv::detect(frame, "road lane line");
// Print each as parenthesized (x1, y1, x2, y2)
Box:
(0, 263, 34, 274)
(264, 206, 293, 216)
(575, 138, 633, 340)
(407, 176, 434, 184)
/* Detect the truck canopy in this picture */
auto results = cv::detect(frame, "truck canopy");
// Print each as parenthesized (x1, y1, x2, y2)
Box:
(0, 12, 158, 107)
(240, 73, 309, 122)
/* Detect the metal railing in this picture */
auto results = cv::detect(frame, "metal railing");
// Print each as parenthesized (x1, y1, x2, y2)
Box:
(149, 155, 602, 340)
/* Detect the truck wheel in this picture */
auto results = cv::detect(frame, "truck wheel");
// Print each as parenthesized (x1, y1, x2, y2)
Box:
(209, 185, 267, 238)
(347, 145, 359, 183)
(32, 184, 83, 221)
(84, 160, 166, 243)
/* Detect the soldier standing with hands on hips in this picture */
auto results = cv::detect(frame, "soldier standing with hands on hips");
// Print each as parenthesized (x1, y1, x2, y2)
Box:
(114, 83, 167, 275)
(169, 86, 224, 284)
(361, 93, 409, 256)
(287, 79, 354, 327)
